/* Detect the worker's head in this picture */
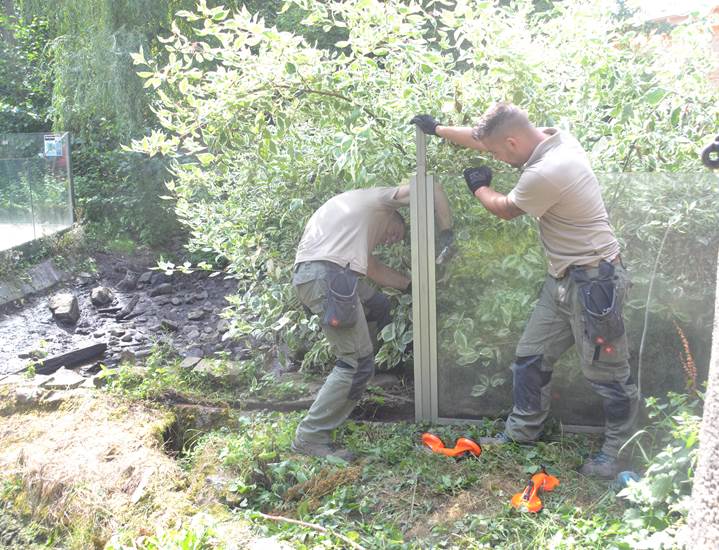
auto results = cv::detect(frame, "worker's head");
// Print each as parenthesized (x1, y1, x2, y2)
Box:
(472, 103, 539, 168)
(383, 211, 406, 244)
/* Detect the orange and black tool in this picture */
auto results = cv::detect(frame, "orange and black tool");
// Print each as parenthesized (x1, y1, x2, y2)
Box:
(510, 466, 560, 513)
(421, 432, 482, 459)
(511, 479, 543, 513)
(532, 465, 559, 492)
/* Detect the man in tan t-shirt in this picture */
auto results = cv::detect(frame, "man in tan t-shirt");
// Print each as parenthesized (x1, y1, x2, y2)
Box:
(291, 184, 453, 460)
(412, 103, 639, 478)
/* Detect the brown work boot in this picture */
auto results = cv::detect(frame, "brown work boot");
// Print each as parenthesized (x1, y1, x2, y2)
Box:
(579, 452, 619, 479)
(291, 438, 355, 461)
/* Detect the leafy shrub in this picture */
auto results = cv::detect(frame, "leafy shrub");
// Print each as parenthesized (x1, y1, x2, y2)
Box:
(130, 0, 719, 378)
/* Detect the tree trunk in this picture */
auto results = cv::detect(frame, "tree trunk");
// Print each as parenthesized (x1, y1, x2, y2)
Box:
(685, 249, 719, 547)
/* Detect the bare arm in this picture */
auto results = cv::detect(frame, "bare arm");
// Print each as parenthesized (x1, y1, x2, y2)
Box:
(473, 187, 525, 220)
(394, 183, 453, 231)
(366, 254, 411, 290)
(436, 125, 487, 152)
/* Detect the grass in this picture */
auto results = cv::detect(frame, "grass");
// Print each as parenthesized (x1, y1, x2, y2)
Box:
(173, 413, 632, 549)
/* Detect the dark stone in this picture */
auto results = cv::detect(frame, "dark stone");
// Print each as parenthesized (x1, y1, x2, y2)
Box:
(138, 271, 153, 285)
(90, 286, 115, 306)
(161, 319, 179, 332)
(150, 272, 172, 286)
(118, 270, 139, 291)
(150, 283, 173, 297)
(48, 293, 80, 324)
(188, 309, 205, 321)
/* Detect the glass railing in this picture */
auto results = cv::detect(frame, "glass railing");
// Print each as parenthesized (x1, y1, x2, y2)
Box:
(0, 132, 74, 251)
(412, 152, 718, 426)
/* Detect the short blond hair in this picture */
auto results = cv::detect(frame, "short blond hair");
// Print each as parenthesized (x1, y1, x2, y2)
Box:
(472, 102, 531, 141)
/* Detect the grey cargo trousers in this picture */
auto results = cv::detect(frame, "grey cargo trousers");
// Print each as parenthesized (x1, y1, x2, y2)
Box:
(504, 263, 640, 457)
(292, 261, 390, 445)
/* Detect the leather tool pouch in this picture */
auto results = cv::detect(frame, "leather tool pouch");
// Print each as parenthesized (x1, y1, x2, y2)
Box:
(570, 260, 625, 345)
(322, 265, 359, 328)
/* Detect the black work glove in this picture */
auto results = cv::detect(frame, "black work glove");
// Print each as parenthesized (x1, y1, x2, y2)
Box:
(436, 229, 456, 266)
(438, 229, 454, 250)
(410, 114, 440, 136)
(463, 166, 493, 194)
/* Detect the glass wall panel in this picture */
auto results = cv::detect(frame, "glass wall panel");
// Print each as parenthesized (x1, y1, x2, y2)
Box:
(0, 133, 73, 251)
(426, 171, 717, 426)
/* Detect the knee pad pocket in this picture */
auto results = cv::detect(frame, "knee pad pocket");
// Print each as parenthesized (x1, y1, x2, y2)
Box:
(348, 354, 375, 400)
(512, 355, 551, 412)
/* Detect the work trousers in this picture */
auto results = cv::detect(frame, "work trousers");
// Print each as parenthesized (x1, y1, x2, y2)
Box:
(292, 261, 391, 444)
(504, 264, 640, 457)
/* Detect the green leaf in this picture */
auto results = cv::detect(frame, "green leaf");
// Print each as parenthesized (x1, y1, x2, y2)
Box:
(643, 88, 667, 106)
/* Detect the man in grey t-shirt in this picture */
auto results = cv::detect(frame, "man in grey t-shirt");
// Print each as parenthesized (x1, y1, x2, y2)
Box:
(412, 102, 639, 478)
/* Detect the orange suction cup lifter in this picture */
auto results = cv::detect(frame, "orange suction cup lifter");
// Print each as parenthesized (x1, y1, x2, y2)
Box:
(511, 479, 543, 513)
(421, 433, 482, 458)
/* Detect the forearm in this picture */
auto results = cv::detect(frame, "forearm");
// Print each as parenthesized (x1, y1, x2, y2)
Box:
(366, 256, 411, 290)
(433, 182, 453, 231)
(436, 125, 486, 151)
(473, 187, 524, 220)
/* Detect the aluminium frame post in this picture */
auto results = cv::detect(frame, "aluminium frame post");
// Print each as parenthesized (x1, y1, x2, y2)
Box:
(411, 127, 438, 421)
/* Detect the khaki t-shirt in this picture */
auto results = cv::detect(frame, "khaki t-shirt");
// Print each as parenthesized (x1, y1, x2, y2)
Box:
(507, 129, 620, 278)
(294, 187, 408, 275)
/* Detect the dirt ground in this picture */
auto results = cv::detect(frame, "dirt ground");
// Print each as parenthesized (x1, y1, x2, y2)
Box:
(0, 385, 264, 548)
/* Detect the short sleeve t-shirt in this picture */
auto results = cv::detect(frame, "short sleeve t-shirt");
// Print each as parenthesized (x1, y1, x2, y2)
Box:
(294, 187, 408, 275)
(507, 129, 620, 278)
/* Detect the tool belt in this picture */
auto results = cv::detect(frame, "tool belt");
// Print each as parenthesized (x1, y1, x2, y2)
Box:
(569, 259, 625, 345)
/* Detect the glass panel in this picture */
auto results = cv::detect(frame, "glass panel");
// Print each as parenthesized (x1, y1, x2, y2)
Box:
(432, 171, 717, 425)
(0, 133, 73, 251)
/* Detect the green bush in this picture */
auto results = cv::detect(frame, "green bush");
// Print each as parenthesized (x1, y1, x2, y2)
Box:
(129, 0, 719, 377)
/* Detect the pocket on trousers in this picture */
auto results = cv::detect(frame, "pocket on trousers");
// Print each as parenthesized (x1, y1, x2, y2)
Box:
(322, 268, 359, 329)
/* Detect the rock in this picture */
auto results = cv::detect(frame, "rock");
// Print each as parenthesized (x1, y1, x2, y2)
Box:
(149, 283, 173, 297)
(48, 293, 80, 324)
(202, 326, 214, 334)
(119, 350, 137, 364)
(194, 290, 209, 301)
(90, 286, 115, 306)
(77, 271, 95, 285)
(117, 270, 139, 291)
(188, 309, 205, 321)
(75, 328, 91, 335)
(153, 295, 172, 306)
(110, 328, 126, 337)
(217, 319, 230, 333)
(171, 297, 183, 306)
(93, 330, 105, 338)
(40, 367, 86, 390)
(186, 347, 204, 358)
(15, 385, 44, 405)
(187, 329, 201, 340)
(150, 272, 172, 286)
(121, 333, 134, 342)
(138, 271, 153, 285)
(160, 319, 179, 332)
(179, 356, 202, 370)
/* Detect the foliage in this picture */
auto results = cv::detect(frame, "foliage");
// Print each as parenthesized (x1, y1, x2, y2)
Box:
(617, 392, 702, 549)
(0, 10, 53, 133)
(128, 0, 718, 389)
(170, 400, 708, 549)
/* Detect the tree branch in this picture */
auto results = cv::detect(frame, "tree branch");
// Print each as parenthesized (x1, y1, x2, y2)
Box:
(254, 511, 367, 550)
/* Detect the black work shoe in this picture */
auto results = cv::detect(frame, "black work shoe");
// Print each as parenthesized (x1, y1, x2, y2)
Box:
(291, 438, 355, 461)
(579, 452, 619, 479)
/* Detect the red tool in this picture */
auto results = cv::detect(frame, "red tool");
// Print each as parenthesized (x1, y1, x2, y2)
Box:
(421, 432, 482, 459)
(510, 466, 560, 513)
